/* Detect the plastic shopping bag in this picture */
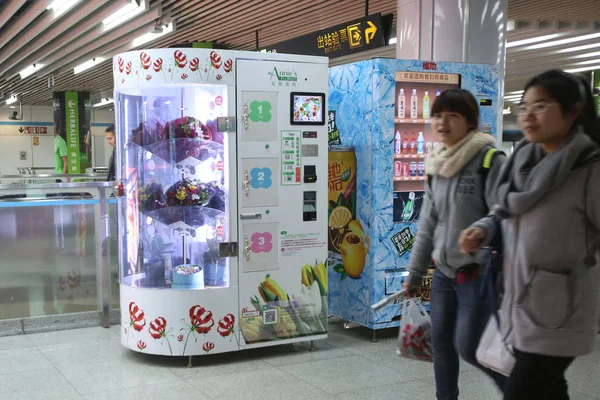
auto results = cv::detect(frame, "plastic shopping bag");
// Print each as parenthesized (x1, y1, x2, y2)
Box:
(476, 316, 515, 376)
(397, 298, 433, 362)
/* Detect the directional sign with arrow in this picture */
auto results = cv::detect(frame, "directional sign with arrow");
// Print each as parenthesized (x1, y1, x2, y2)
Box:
(264, 13, 391, 59)
(365, 21, 377, 44)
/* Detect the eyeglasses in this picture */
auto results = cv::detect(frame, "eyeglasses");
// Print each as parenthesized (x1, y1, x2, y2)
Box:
(515, 102, 559, 116)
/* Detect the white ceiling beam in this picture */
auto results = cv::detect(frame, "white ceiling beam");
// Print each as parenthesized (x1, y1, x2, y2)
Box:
(0, 0, 28, 31)
(32, 5, 162, 78)
(0, 1, 98, 63)
(0, 0, 131, 78)
(0, 0, 51, 50)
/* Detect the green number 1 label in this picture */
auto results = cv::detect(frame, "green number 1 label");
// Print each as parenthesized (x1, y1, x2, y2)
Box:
(249, 101, 272, 123)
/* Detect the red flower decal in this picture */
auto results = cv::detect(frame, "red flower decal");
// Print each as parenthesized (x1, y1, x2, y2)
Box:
(118, 56, 124, 73)
(67, 269, 81, 289)
(146, 75, 152, 81)
(223, 59, 232, 73)
(137, 340, 146, 351)
(149, 317, 167, 339)
(125, 61, 132, 75)
(177, 334, 184, 342)
(128, 302, 146, 332)
(174, 50, 187, 68)
(190, 57, 199, 72)
(181, 73, 188, 80)
(190, 305, 214, 334)
(217, 314, 235, 337)
(202, 342, 215, 353)
(216, 74, 222, 81)
(121, 78, 125, 84)
(153, 58, 163, 72)
(210, 51, 222, 69)
(140, 52, 151, 70)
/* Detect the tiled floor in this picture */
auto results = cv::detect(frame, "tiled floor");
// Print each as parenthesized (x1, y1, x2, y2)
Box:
(0, 319, 599, 400)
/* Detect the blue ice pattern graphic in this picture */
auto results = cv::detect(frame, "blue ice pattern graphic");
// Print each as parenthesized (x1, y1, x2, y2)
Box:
(328, 59, 499, 329)
(250, 167, 272, 189)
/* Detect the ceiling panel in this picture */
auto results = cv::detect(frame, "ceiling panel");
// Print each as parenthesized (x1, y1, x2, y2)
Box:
(0, 0, 598, 106)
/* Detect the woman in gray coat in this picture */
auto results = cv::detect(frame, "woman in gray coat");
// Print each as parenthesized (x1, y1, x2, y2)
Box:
(460, 70, 600, 400)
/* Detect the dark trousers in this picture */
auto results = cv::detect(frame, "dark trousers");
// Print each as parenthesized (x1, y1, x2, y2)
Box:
(430, 268, 506, 400)
(504, 349, 574, 400)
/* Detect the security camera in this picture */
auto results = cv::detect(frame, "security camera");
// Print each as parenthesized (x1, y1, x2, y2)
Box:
(8, 111, 18, 120)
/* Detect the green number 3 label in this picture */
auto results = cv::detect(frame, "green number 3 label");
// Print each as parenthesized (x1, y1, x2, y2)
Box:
(249, 101, 272, 123)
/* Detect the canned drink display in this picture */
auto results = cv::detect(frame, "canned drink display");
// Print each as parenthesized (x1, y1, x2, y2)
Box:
(394, 161, 402, 176)
(418, 162, 425, 176)
(328, 146, 357, 253)
(410, 162, 417, 177)
(402, 162, 410, 177)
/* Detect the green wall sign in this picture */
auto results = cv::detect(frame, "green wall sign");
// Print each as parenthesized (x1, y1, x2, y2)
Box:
(65, 91, 81, 173)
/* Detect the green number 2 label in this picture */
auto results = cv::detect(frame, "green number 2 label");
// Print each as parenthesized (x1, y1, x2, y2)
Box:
(249, 101, 272, 123)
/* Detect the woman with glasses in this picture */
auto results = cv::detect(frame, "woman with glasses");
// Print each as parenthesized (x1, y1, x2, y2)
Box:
(460, 69, 600, 400)
(403, 89, 507, 400)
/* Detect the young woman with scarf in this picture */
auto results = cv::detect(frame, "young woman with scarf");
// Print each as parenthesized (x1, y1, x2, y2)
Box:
(403, 89, 507, 400)
(460, 70, 600, 400)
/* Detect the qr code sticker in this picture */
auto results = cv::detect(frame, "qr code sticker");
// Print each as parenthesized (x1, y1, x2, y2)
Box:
(263, 308, 278, 325)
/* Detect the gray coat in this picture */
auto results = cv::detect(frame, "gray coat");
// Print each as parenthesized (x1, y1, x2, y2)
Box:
(474, 136, 600, 357)
(406, 147, 506, 287)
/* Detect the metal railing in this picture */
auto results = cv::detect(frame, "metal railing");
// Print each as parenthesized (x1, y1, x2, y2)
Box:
(0, 177, 117, 334)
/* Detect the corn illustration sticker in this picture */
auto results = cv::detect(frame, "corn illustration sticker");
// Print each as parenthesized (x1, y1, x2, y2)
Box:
(240, 262, 328, 344)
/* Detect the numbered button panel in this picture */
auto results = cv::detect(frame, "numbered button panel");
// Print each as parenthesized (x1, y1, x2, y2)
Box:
(241, 91, 279, 142)
(242, 222, 279, 273)
(241, 157, 279, 207)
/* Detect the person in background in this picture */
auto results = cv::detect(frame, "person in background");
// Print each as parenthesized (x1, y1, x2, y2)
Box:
(106, 124, 116, 181)
(460, 70, 600, 400)
(54, 124, 68, 175)
(403, 89, 507, 400)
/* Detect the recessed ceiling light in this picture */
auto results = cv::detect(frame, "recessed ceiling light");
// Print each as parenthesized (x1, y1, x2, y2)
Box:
(523, 32, 600, 51)
(103, 0, 147, 30)
(19, 64, 44, 79)
(565, 64, 600, 73)
(74, 58, 105, 74)
(132, 22, 174, 47)
(506, 33, 562, 49)
(46, 0, 81, 17)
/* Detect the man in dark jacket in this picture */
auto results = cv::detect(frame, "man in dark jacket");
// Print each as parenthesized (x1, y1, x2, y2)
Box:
(106, 125, 116, 181)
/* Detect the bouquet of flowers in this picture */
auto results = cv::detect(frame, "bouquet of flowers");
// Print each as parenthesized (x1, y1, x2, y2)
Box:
(130, 116, 222, 164)
(138, 182, 165, 212)
(165, 178, 211, 207)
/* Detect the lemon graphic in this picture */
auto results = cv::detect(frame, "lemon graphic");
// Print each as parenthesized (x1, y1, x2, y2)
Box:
(328, 206, 352, 253)
(348, 220, 364, 238)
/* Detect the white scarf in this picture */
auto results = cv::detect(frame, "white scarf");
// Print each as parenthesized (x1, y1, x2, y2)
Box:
(425, 131, 497, 178)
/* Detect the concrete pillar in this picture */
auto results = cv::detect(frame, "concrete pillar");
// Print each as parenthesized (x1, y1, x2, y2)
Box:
(396, 0, 508, 134)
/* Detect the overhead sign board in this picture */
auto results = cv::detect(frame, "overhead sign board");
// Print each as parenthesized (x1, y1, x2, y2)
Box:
(263, 13, 393, 59)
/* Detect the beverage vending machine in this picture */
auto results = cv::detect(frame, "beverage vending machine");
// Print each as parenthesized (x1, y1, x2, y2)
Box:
(113, 49, 329, 357)
(327, 58, 500, 336)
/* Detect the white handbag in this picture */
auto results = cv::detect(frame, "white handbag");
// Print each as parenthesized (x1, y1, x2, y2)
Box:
(476, 316, 515, 376)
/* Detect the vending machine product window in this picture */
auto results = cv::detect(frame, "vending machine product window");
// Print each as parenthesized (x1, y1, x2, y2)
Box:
(290, 92, 326, 125)
(392, 71, 461, 223)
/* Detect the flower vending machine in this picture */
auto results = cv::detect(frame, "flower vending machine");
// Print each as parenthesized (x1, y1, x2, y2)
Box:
(327, 58, 499, 337)
(114, 49, 329, 358)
